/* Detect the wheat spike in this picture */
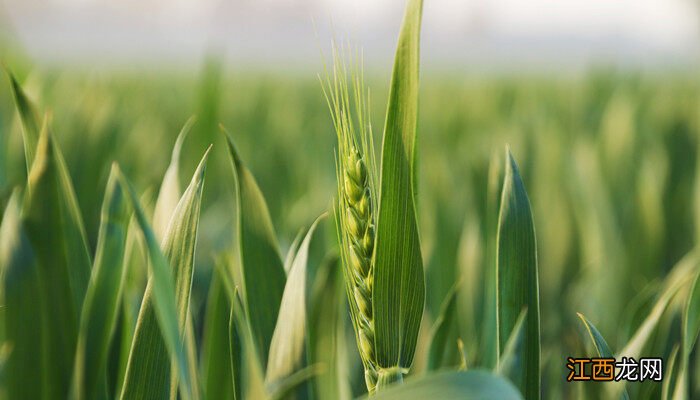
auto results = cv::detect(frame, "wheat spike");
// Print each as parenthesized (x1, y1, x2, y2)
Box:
(322, 43, 381, 393)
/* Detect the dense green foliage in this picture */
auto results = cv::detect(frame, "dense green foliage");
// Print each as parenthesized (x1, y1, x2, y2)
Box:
(1, 3, 700, 396)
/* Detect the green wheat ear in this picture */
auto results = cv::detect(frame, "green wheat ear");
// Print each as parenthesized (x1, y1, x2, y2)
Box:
(322, 44, 381, 393)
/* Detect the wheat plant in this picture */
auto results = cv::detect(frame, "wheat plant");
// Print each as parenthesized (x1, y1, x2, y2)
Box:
(4, 0, 700, 399)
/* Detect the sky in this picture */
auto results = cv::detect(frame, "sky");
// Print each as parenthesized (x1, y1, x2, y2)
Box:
(1, 0, 699, 70)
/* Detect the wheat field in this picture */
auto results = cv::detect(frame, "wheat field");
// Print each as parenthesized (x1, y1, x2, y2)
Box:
(0, 0, 699, 399)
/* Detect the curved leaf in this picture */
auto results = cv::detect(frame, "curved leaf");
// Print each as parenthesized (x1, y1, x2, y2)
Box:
(673, 257, 700, 399)
(427, 283, 461, 371)
(577, 313, 630, 400)
(266, 214, 326, 395)
(153, 117, 196, 240)
(619, 251, 697, 360)
(6, 70, 41, 172)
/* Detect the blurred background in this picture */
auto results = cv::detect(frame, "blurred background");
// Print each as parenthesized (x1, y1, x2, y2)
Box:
(1, 0, 700, 70)
(1, 0, 700, 397)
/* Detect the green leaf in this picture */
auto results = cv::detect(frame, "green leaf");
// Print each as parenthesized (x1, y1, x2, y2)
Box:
(153, 117, 196, 240)
(6, 70, 41, 172)
(577, 313, 615, 358)
(481, 150, 503, 369)
(0, 190, 43, 399)
(427, 283, 461, 371)
(684, 268, 700, 358)
(284, 229, 304, 275)
(119, 148, 210, 400)
(662, 344, 679, 400)
(373, 0, 425, 376)
(224, 128, 286, 370)
(22, 125, 93, 398)
(673, 256, 700, 399)
(618, 251, 697, 360)
(201, 263, 234, 400)
(496, 149, 540, 400)
(8, 78, 93, 306)
(577, 313, 630, 400)
(364, 370, 523, 400)
(230, 288, 267, 400)
(71, 164, 131, 400)
(497, 309, 527, 380)
(229, 301, 243, 400)
(265, 214, 325, 397)
(309, 253, 351, 400)
(268, 364, 324, 400)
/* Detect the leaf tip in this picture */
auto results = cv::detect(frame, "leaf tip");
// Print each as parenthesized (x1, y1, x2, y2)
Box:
(222, 127, 243, 168)
(192, 144, 213, 185)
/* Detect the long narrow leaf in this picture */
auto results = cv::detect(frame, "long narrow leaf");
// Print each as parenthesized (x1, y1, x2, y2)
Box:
(266, 214, 325, 396)
(373, 0, 426, 377)
(497, 309, 527, 379)
(71, 164, 131, 400)
(153, 117, 196, 239)
(0, 190, 43, 399)
(201, 264, 234, 400)
(230, 288, 267, 400)
(673, 262, 700, 399)
(224, 128, 286, 369)
(23, 126, 92, 398)
(6, 71, 41, 172)
(427, 283, 461, 371)
(118, 147, 210, 400)
(577, 313, 630, 400)
(310, 253, 351, 400)
(496, 149, 540, 400)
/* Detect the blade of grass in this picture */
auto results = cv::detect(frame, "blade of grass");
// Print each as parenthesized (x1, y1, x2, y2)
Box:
(365, 370, 523, 400)
(309, 253, 351, 400)
(6, 70, 41, 172)
(7, 79, 92, 311)
(265, 214, 325, 396)
(229, 301, 242, 400)
(71, 164, 131, 400)
(482, 150, 503, 369)
(427, 283, 461, 371)
(224, 128, 286, 370)
(497, 309, 527, 379)
(230, 288, 267, 400)
(268, 364, 325, 400)
(118, 147, 210, 400)
(201, 261, 234, 400)
(23, 122, 92, 398)
(496, 148, 540, 400)
(662, 344, 679, 400)
(618, 251, 698, 360)
(673, 263, 700, 399)
(0, 189, 43, 399)
(284, 229, 304, 275)
(577, 313, 630, 400)
(372, 0, 426, 386)
(153, 117, 196, 240)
